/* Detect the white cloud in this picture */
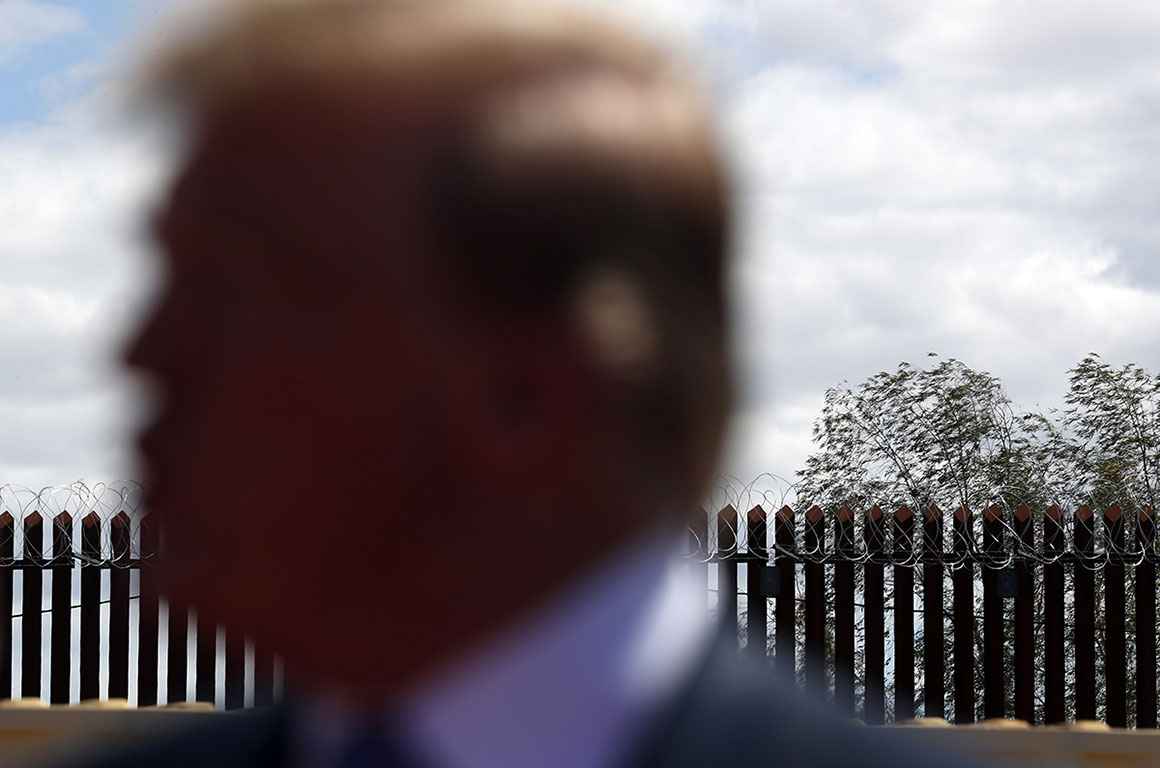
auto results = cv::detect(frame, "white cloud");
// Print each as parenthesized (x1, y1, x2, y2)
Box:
(0, 1, 84, 64)
(683, 0, 1160, 483)
(0, 88, 166, 487)
(8, 0, 1160, 491)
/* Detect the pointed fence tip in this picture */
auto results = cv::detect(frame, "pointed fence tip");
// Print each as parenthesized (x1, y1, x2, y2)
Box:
(806, 505, 824, 523)
(1014, 504, 1031, 522)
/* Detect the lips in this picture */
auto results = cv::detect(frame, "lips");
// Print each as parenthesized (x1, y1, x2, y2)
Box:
(136, 415, 176, 511)
(137, 423, 163, 477)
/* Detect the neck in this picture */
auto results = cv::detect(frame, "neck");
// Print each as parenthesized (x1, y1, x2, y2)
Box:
(275, 491, 675, 702)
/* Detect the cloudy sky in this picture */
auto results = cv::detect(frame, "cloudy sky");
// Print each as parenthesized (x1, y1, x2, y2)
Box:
(3, 0, 1160, 492)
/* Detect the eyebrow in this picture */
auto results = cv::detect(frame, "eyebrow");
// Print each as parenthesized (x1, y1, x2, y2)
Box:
(151, 181, 319, 280)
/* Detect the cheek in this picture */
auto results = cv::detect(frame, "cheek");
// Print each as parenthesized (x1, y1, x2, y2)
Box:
(191, 345, 316, 464)
(161, 323, 438, 590)
(163, 356, 317, 572)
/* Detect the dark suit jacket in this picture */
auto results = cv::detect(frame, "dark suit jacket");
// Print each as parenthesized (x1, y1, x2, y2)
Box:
(54, 636, 981, 768)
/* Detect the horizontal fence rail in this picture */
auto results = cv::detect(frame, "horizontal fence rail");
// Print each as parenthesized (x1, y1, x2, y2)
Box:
(692, 503, 1160, 728)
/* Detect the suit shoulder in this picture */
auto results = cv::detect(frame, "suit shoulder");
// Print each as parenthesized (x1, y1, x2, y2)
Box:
(44, 708, 287, 768)
(632, 645, 982, 768)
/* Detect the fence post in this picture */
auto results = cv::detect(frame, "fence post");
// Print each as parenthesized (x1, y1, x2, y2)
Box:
(774, 505, 796, 681)
(80, 512, 101, 702)
(834, 507, 855, 715)
(1014, 504, 1035, 724)
(78, 510, 100, 705)
(137, 513, 160, 707)
(0, 512, 12, 700)
(254, 644, 275, 707)
(982, 504, 1004, 721)
(109, 513, 131, 701)
(168, 601, 188, 704)
(196, 611, 216, 706)
(894, 507, 915, 722)
(745, 505, 767, 660)
(863, 506, 885, 724)
(804, 506, 826, 695)
(953, 506, 975, 724)
(717, 506, 738, 646)
(50, 512, 72, 705)
(23, 511, 44, 700)
(1105, 505, 1126, 728)
(1044, 505, 1065, 724)
(1074, 506, 1096, 721)
(225, 629, 245, 710)
(923, 504, 945, 719)
(1136, 506, 1157, 728)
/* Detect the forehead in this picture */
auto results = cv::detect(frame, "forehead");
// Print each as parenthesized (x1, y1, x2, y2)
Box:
(156, 94, 434, 268)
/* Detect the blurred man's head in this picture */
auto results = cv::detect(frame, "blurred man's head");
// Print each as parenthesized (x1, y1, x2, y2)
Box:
(127, 0, 733, 698)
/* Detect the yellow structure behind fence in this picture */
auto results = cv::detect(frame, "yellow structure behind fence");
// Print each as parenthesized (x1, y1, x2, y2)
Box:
(5, 709, 1160, 768)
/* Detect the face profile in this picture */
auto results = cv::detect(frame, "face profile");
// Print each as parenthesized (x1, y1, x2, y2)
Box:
(122, 0, 733, 700)
(128, 99, 450, 651)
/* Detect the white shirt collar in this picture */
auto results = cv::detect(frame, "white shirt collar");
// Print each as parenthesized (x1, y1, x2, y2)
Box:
(405, 529, 711, 768)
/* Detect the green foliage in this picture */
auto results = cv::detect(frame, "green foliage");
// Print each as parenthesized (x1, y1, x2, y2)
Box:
(1061, 354, 1160, 512)
(797, 354, 1160, 515)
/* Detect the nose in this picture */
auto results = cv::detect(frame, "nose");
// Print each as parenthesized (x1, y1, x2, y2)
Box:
(126, 208, 176, 377)
(122, 323, 148, 377)
(122, 295, 159, 374)
(121, 280, 179, 382)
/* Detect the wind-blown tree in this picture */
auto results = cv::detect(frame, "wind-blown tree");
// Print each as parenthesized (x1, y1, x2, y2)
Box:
(1059, 354, 1160, 513)
(796, 355, 1048, 515)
